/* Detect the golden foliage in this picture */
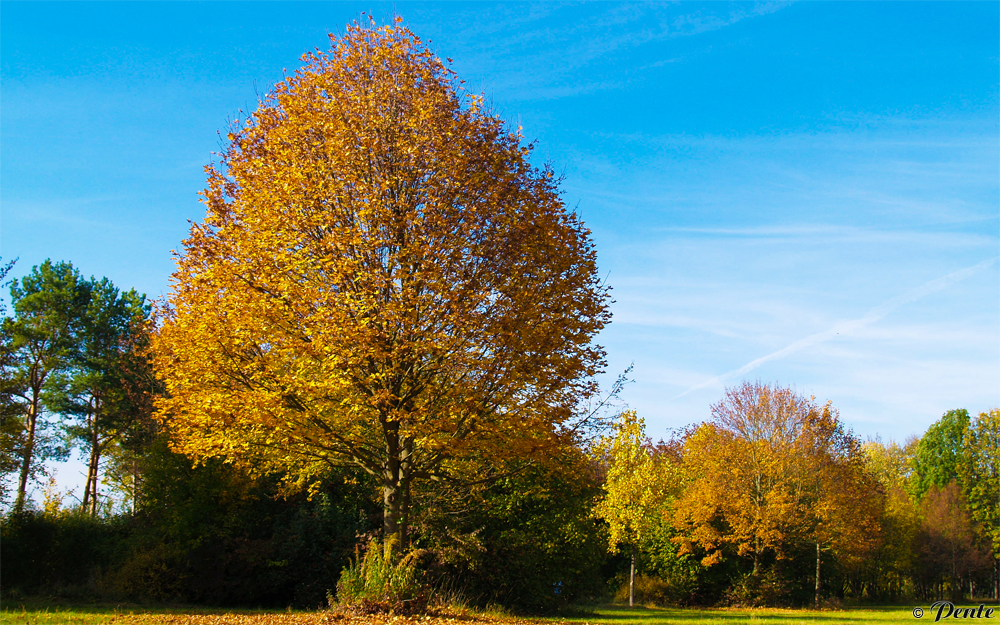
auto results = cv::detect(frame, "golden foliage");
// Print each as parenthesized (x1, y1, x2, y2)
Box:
(152, 19, 609, 539)
(672, 382, 881, 570)
(591, 411, 676, 552)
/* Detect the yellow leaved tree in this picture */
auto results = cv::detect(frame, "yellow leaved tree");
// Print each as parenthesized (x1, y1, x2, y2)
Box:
(592, 410, 675, 605)
(153, 20, 610, 550)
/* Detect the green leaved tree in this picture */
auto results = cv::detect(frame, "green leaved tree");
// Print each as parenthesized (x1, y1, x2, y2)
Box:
(960, 408, 1000, 599)
(48, 277, 151, 514)
(911, 409, 970, 500)
(2, 260, 88, 513)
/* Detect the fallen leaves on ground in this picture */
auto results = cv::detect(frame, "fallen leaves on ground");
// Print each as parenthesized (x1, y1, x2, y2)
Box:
(103, 612, 539, 625)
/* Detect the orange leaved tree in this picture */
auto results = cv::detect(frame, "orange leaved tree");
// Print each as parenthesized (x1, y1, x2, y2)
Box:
(673, 382, 880, 604)
(153, 21, 610, 550)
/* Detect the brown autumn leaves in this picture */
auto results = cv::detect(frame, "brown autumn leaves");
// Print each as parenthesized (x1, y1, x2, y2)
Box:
(104, 612, 534, 625)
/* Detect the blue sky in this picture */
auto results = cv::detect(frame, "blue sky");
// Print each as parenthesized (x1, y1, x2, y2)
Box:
(3, 2, 998, 500)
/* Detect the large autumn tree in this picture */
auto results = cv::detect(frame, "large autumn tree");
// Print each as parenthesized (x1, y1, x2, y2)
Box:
(154, 20, 610, 549)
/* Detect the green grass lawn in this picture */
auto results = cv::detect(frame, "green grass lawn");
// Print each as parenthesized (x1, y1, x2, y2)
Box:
(1, 605, 124, 625)
(547, 604, 919, 624)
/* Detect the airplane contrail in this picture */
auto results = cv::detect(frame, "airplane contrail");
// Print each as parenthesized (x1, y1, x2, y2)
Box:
(671, 256, 1000, 400)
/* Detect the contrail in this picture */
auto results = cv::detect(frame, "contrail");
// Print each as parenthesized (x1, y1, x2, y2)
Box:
(672, 256, 1000, 400)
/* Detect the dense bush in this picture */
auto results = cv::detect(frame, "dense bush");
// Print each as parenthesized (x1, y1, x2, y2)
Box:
(2, 441, 613, 612)
(1, 510, 129, 598)
(415, 452, 609, 613)
(1, 438, 379, 608)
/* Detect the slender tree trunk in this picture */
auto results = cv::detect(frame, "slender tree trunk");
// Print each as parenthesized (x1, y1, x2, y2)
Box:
(815, 541, 821, 607)
(951, 543, 962, 602)
(87, 442, 101, 516)
(89, 398, 103, 516)
(630, 547, 636, 607)
(81, 453, 93, 512)
(131, 451, 139, 515)
(753, 537, 761, 576)
(14, 392, 40, 514)
(82, 411, 98, 514)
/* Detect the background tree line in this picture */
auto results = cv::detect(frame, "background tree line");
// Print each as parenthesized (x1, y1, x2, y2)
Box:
(2, 259, 996, 610)
(593, 384, 999, 608)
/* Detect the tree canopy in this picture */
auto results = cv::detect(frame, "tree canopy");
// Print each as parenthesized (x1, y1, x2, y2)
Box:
(672, 383, 880, 582)
(592, 410, 676, 605)
(153, 20, 611, 548)
(912, 408, 970, 500)
(48, 277, 151, 514)
(960, 409, 1000, 574)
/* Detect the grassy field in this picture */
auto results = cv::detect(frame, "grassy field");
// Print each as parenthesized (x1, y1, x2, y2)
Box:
(0, 603, 930, 625)
(549, 604, 918, 624)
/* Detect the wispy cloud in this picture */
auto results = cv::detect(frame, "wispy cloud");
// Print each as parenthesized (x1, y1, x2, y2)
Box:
(432, 2, 794, 101)
(671, 256, 1000, 399)
(643, 224, 996, 248)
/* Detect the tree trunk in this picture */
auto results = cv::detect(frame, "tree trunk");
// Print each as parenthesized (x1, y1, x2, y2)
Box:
(90, 398, 104, 515)
(131, 451, 139, 515)
(815, 541, 821, 607)
(82, 409, 100, 515)
(399, 437, 413, 551)
(383, 474, 400, 552)
(381, 424, 414, 557)
(87, 442, 101, 516)
(629, 548, 635, 607)
(994, 557, 998, 601)
(382, 423, 405, 556)
(14, 392, 40, 514)
(752, 537, 761, 576)
(81, 449, 94, 512)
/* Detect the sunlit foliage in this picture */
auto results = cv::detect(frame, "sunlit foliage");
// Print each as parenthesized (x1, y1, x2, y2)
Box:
(153, 19, 610, 548)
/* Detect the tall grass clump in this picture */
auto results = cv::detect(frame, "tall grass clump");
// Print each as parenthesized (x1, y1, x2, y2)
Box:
(334, 538, 427, 614)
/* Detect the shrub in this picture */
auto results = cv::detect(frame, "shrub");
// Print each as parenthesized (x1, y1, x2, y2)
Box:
(725, 570, 791, 607)
(612, 574, 666, 605)
(335, 538, 427, 614)
(0, 509, 128, 599)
